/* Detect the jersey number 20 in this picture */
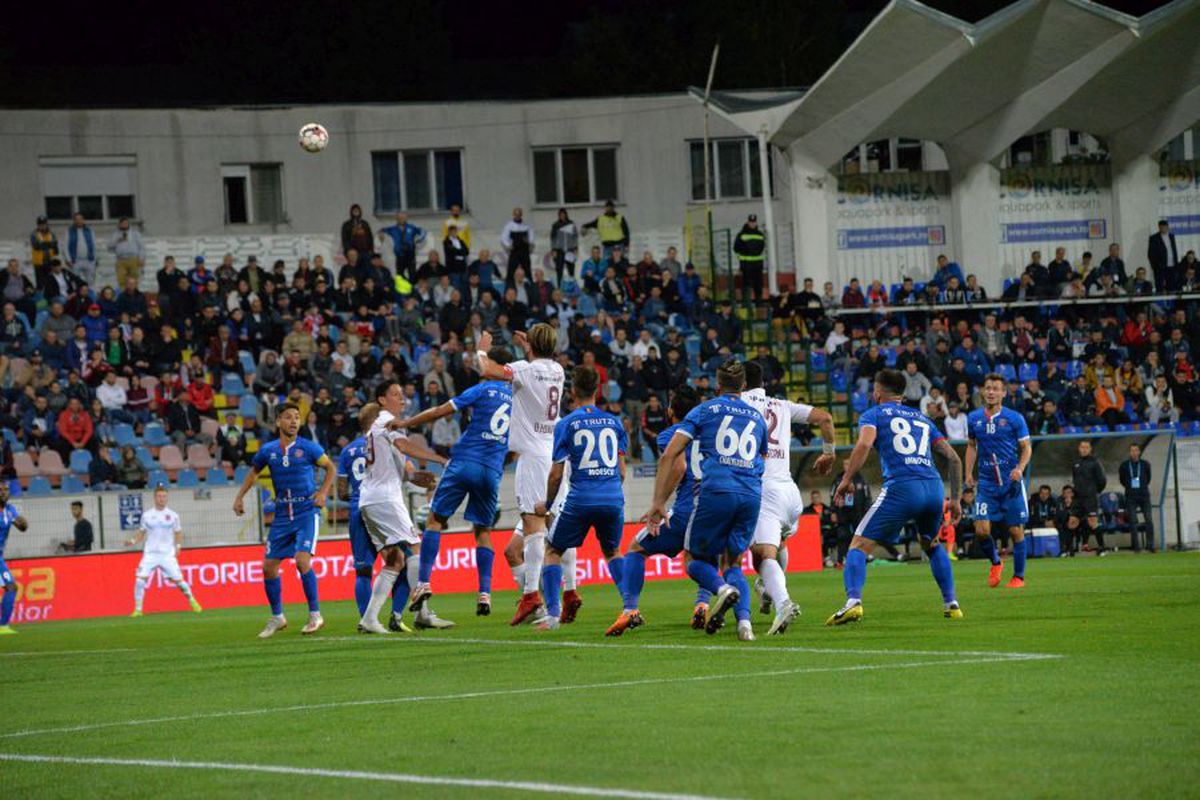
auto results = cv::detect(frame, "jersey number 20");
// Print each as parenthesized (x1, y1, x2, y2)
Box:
(575, 428, 619, 469)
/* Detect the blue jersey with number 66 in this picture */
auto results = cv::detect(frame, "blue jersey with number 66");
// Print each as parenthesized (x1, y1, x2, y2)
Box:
(676, 396, 767, 497)
(858, 402, 944, 485)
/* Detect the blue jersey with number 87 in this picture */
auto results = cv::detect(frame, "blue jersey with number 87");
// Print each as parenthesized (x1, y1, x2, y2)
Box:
(552, 405, 628, 507)
(858, 402, 944, 485)
(676, 396, 767, 497)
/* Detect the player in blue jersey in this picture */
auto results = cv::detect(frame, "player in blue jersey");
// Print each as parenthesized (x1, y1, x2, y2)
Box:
(0, 483, 29, 634)
(965, 373, 1032, 588)
(233, 402, 336, 638)
(646, 359, 767, 641)
(391, 347, 514, 617)
(827, 369, 964, 625)
(533, 365, 628, 630)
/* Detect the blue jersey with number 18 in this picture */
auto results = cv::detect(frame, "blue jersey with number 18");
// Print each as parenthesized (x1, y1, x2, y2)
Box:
(552, 405, 627, 507)
(676, 395, 767, 497)
(858, 402, 944, 485)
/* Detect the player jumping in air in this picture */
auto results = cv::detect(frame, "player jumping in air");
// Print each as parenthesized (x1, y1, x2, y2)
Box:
(126, 485, 202, 616)
(233, 402, 336, 638)
(827, 368, 965, 625)
(534, 365, 628, 630)
(475, 324, 568, 626)
(646, 359, 767, 641)
(0, 483, 29, 634)
(740, 361, 836, 635)
(390, 346, 514, 617)
(965, 373, 1032, 588)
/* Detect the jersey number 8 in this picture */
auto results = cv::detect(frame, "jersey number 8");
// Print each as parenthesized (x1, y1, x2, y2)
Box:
(716, 416, 759, 461)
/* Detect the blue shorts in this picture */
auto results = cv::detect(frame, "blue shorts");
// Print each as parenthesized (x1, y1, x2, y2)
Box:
(684, 491, 760, 561)
(856, 479, 944, 545)
(974, 480, 1028, 527)
(633, 505, 691, 558)
(548, 503, 624, 552)
(0, 557, 10, 585)
(348, 506, 376, 571)
(266, 509, 321, 560)
(430, 460, 501, 528)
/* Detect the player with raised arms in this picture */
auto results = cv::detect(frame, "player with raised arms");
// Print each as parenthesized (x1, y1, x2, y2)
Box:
(826, 368, 964, 625)
(475, 323, 567, 626)
(0, 483, 29, 634)
(740, 361, 836, 635)
(357, 381, 448, 634)
(965, 373, 1032, 588)
(233, 402, 336, 638)
(534, 365, 628, 630)
(390, 346, 515, 617)
(646, 358, 767, 641)
(126, 485, 202, 617)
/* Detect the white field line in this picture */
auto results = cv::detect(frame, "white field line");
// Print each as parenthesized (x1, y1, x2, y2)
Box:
(0, 753, 741, 800)
(1, 655, 1051, 741)
(0, 648, 136, 658)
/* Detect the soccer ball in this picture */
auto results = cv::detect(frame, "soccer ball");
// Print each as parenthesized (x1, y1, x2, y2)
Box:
(298, 123, 329, 153)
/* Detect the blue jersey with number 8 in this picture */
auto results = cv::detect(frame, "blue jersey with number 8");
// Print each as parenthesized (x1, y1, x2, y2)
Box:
(858, 402, 944, 485)
(676, 396, 767, 497)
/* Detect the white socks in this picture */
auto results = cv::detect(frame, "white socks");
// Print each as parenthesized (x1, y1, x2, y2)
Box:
(134, 577, 147, 611)
(523, 533, 545, 594)
(759, 558, 790, 609)
(562, 548, 577, 591)
(510, 563, 526, 593)
(363, 568, 399, 624)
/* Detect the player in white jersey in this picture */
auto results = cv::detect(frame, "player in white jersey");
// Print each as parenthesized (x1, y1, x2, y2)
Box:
(476, 323, 567, 626)
(125, 485, 202, 616)
(357, 382, 448, 634)
(741, 362, 836, 634)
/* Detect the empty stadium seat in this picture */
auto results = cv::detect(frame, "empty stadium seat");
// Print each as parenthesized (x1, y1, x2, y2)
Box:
(1018, 363, 1039, 383)
(158, 445, 186, 478)
(13, 452, 36, 487)
(238, 395, 259, 419)
(62, 475, 87, 494)
(1064, 360, 1083, 379)
(996, 363, 1017, 382)
(147, 469, 170, 488)
(200, 418, 221, 440)
(113, 423, 138, 447)
(176, 469, 200, 488)
(205, 467, 229, 485)
(36, 450, 70, 485)
(234, 464, 253, 484)
(239, 351, 257, 375)
(26, 477, 53, 496)
(136, 447, 158, 470)
(809, 351, 827, 371)
(222, 373, 246, 397)
(186, 444, 215, 471)
(144, 423, 171, 448)
(69, 449, 92, 475)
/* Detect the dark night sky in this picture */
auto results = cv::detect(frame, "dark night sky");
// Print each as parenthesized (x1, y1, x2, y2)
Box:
(0, 0, 1172, 107)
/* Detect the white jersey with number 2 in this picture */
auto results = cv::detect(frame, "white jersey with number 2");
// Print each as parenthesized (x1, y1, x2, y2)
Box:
(505, 359, 565, 457)
(741, 388, 813, 483)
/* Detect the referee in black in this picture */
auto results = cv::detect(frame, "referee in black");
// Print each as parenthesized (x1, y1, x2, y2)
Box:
(1119, 444, 1155, 552)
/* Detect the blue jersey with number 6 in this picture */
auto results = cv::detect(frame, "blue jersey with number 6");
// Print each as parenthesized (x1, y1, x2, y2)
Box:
(676, 395, 767, 497)
(552, 405, 627, 507)
(449, 380, 512, 474)
(858, 402, 944, 485)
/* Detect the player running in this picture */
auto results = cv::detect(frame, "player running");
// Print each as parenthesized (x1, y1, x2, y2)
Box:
(233, 402, 336, 638)
(646, 359, 767, 641)
(740, 361, 836, 635)
(475, 324, 567, 626)
(965, 373, 1032, 588)
(534, 365, 628, 630)
(357, 381, 449, 634)
(0, 483, 29, 635)
(125, 485, 202, 617)
(391, 346, 515, 617)
(826, 369, 964, 625)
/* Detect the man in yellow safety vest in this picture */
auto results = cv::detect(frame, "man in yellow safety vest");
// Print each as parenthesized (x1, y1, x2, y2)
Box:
(582, 200, 629, 260)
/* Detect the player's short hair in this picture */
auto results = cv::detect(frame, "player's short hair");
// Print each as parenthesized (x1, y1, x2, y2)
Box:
(571, 365, 599, 399)
(670, 385, 700, 420)
(70, 500, 82, 509)
(374, 380, 401, 402)
(874, 368, 906, 398)
(526, 323, 558, 358)
(279, 402, 302, 418)
(487, 346, 514, 366)
(358, 402, 381, 433)
(716, 358, 746, 392)
(983, 372, 1005, 386)
(743, 361, 763, 391)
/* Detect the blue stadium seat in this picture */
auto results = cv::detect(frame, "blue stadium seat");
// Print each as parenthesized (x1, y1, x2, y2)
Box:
(136, 447, 158, 469)
(809, 351, 827, 371)
(1115, 424, 1136, 432)
(238, 395, 259, 419)
(1003, 278, 1016, 293)
(6, 478, 20, 497)
(996, 363, 1017, 383)
(176, 469, 200, 488)
(205, 468, 229, 486)
(1086, 425, 1107, 434)
(234, 464, 253, 484)
(851, 392, 870, 413)
(147, 469, 170, 488)
(606, 380, 622, 403)
(1062, 426, 1082, 434)
(1064, 360, 1083, 380)
(829, 370, 848, 392)
(222, 373, 246, 397)
(239, 351, 257, 375)
(62, 475, 86, 494)
(1018, 363, 1039, 384)
(144, 423, 170, 447)
(113, 424, 138, 448)
(69, 449, 92, 474)
(26, 477, 53, 496)
(890, 283, 902, 302)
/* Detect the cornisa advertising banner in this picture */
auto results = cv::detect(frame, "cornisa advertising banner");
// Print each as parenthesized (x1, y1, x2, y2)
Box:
(836, 172, 953, 287)
(998, 164, 1112, 274)
(1158, 161, 1200, 250)
(1, 518, 822, 624)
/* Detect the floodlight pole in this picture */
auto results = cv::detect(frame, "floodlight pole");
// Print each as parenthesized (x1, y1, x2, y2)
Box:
(703, 42, 719, 284)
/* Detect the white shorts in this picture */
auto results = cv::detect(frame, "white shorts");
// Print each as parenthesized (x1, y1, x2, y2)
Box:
(361, 501, 419, 549)
(514, 452, 552, 515)
(752, 480, 803, 548)
(136, 554, 183, 582)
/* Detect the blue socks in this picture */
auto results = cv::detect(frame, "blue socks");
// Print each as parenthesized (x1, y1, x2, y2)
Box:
(264, 576, 283, 616)
(354, 573, 372, 616)
(1013, 538, 1027, 579)
(1, 588, 14, 625)
(928, 546, 957, 604)
(695, 586, 712, 606)
(844, 549, 867, 600)
(418, 529, 441, 583)
(542, 564, 563, 617)
(393, 565, 410, 614)
(299, 569, 319, 613)
(687, 559, 725, 596)
(980, 535, 1001, 566)
(722, 566, 751, 623)
(476, 546, 494, 594)
(606, 556, 626, 604)
(622, 552, 647, 611)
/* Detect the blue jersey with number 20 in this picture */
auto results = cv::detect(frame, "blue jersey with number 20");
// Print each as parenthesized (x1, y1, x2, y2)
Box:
(676, 396, 767, 497)
(552, 405, 628, 507)
(858, 402, 944, 485)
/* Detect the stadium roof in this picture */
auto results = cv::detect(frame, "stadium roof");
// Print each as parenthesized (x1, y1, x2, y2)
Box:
(696, 0, 1200, 168)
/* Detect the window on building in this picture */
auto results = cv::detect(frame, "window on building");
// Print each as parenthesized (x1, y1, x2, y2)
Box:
(222, 164, 284, 225)
(688, 139, 774, 201)
(371, 149, 464, 213)
(1009, 133, 1052, 167)
(39, 155, 138, 220)
(896, 138, 923, 171)
(532, 145, 619, 205)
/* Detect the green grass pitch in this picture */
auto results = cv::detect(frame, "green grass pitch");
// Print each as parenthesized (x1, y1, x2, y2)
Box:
(2, 553, 1199, 799)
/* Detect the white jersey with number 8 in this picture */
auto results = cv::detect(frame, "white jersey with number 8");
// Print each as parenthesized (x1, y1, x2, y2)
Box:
(505, 359, 566, 457)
